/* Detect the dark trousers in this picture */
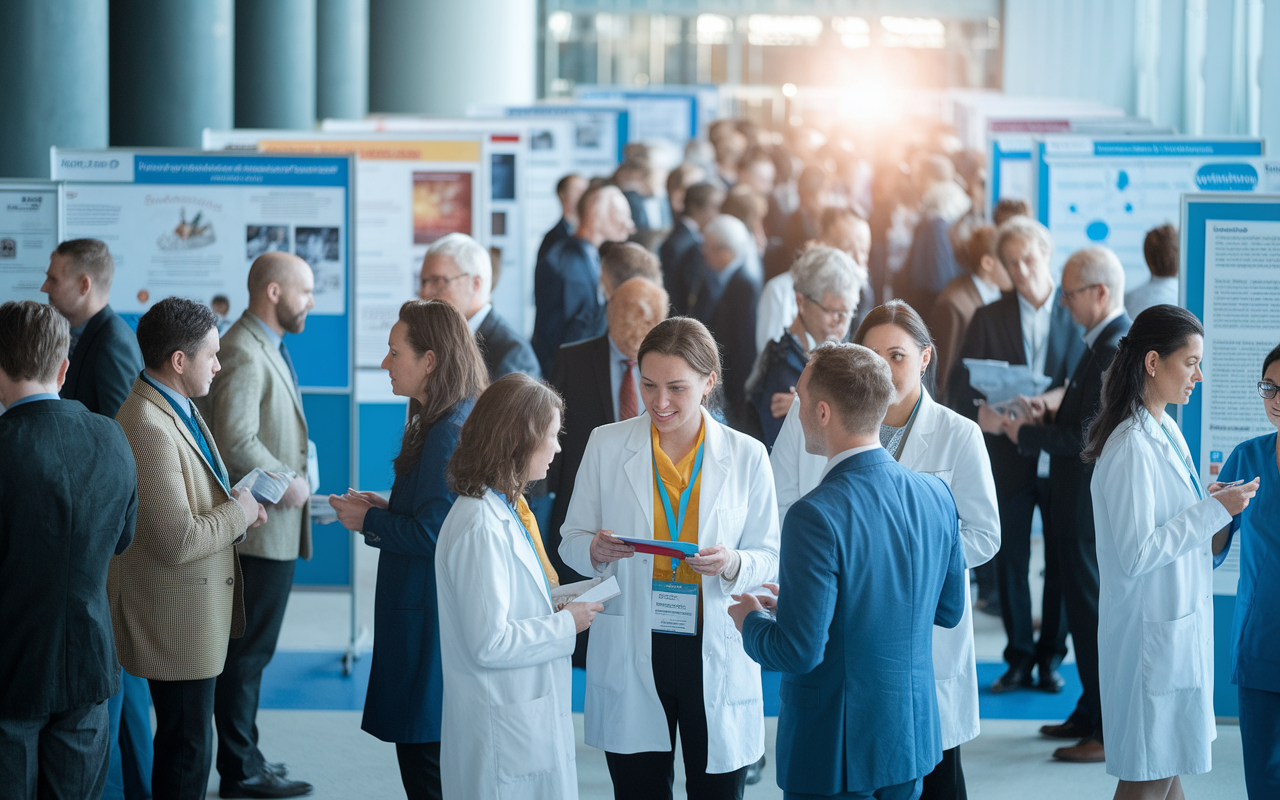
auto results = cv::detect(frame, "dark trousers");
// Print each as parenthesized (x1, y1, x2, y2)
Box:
(214, 555, 295, 783)
(149, 677, 216, 800)
(995, 476, 1068, 670)
(1053, 512, 1103, 741)
(1239, 685, 1280, 798)
(395, 742, 442, 800)
(0, 701, 110, 799)
(919, 746, 965, 800)
(105, 668, 153, 799)
(605, 630, 748, 800)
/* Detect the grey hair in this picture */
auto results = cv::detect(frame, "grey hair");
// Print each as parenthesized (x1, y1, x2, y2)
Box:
(920, 180, 971, 223)
(702, 214, 757, 271)
(791, 245, 866, 308)
(995, 215, 1053, 265)
(1065, 246, 1126, 312)
(426, 233, 491, 299)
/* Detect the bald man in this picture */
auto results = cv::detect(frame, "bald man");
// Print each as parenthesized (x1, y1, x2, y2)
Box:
(532, 183, 636, 374)
(194, 251, 315, 798)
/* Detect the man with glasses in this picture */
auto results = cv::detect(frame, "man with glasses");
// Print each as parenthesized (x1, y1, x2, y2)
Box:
(998, 246, 1130, 764)
(419, 232, 539, 381)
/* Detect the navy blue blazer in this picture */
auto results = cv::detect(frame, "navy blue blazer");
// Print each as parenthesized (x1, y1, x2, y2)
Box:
(537, 217, 571, 266)
(742, 449, 966, 796)
(359, 401, 471, 743)
(475, 307, 541, 382)
(60, 304, 144, 418)
(532, 236, 607, 375)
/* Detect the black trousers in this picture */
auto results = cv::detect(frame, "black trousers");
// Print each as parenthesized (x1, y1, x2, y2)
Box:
(395, 742, 442, 800)
(149, 677, 216, 800)
(1052, 508, 1103, 741)
(0, 701, 110, 799)
(995, 476, 1069, 670)
(919, 746, 966, 800)
(215, 555, 295, 782)
(605, 630, 748, 800)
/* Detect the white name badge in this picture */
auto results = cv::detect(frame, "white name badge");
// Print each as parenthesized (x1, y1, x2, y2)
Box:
(652, 580, 698, 636)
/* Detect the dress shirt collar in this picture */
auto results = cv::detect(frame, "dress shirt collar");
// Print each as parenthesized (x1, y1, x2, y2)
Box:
(820, 443, 882, 482)
(248, 312, 284, 349)
(1083, 308, 1125, 349)
(141, 370, 193, 419)
(1, 392, 60, 415)
(468, 303, 493, 334)
(971, 274, 1002, 305)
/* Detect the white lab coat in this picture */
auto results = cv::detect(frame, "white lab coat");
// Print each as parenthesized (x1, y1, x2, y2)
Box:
(770, 389, 1001, 750)
(1091, 410, 1231, 781)
(558, 408, 781, 774)
(436, 490, 580, 800)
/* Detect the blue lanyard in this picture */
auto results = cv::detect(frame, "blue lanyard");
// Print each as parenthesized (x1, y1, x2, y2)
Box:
(653, 439, 705, 574)
(504, 500, 552, 602)
(1160, 423, 1205, 501)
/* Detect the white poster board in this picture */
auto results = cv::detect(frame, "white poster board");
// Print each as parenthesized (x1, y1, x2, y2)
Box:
(0, 180, 60, 303)
(475, 104, 629, 178)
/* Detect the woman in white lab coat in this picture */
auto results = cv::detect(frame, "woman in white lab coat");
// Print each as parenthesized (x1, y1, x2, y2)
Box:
(558, 317, 780, 799)
(1085, 305, 1258, 800)
(770, 300, 1001, 800)
(435, 373, 604, 800)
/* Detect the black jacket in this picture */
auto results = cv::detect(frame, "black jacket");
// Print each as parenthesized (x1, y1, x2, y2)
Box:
(537, 217, 570, 266)
(532, 236, 607, 375)
(0, 399, 137, 716)
(60, 304, 144, 418)
(475, 308, 541, 382)
(691, 267, 761, 433)
(659, 220, 700, 303)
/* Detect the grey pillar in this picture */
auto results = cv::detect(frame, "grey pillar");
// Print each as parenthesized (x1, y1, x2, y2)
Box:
(110, 0, 234, 148)
(317, 0, 368, 120)
(0, 0, 108, 178)
(370, 0, 536, 116)
(236, 0, 318, 129)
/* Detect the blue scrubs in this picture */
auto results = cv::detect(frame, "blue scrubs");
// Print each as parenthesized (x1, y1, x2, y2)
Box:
(1217, 432, 1280, 798)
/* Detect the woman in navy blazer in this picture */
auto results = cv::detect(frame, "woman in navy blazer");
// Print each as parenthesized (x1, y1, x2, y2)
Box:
(1216, 342, 1280, 798)
(329, 300, 488, 800)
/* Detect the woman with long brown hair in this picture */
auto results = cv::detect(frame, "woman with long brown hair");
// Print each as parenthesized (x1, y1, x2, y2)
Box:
(435, 373, 603, 800)
(328, 300, 486, 800)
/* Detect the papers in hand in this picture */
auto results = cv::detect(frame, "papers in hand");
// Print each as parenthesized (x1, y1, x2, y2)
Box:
(616, 537, 700, 560)
(963, 358, 1053, 407)
(309, 494, 338, 525)
(233, 468, 296, 504)
(550, 576, 621, 611)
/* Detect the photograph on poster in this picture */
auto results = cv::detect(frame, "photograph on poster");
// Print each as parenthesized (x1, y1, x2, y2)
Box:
(492, 211, 506, 236)
(576, 121, 603, 149)
(246, 224, 290, 259)
(412, 171, 473, 244)
(0, 185, 59, 303)
(530, 130, 554, 151)
(491, 154, 516, 201)
(157, 207, 215, 251)
(296, 226, 344, 313)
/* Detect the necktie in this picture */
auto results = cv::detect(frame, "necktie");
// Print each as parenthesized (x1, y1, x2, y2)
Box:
(279, 341, 301, 400)
(619, 358, 638, 421)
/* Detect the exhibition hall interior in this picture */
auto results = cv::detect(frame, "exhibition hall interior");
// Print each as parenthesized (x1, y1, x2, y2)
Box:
(4, 0, 1280, 799)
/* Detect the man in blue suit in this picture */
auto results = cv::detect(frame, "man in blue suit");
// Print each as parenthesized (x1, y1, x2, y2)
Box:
(730, 343, 967, 800)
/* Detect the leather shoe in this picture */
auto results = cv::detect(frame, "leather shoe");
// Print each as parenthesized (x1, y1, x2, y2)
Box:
(745, 754, 766, 786)
(1053, 738, 1105, 763)
(989, 664, 1034, 694)
(266, 762, 288, 778)
(1040, 717, 1092, 739)
(220, 773, 313, 798)
(1037, 666, 1065, 693)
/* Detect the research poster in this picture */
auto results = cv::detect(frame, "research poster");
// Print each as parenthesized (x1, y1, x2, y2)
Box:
(203, 131, 487, 372)
(1035, 136, 1270, 285)
(480, 104, 628, 176)
(0, 181, 60, 303)
(1180, 194, 1280, 594)
(575, 88, 697, 146)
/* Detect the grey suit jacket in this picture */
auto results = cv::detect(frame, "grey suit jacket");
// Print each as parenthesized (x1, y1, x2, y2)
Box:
(196, 313, 311, 561)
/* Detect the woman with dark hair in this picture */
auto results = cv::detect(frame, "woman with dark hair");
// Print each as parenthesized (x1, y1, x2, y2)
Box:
(328, 300, 487, 800)
(770, 299, 1000, 800)
(1211, 342, 1280, 797)
(559, 316, 780, 800)
(1086, 305, 1258, 800)
(435, 373, 602, 800)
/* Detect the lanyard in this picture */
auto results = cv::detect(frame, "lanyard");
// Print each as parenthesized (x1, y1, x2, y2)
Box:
(1160, 423, 1205, 501)
(891, 392, 924, 462)
(504, 500, 552, 602)
(653, 438, 705, 574)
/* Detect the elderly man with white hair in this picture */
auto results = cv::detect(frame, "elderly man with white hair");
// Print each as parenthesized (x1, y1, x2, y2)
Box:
(419, 232, 540, 381)
(996, 246, 1130, 764)
(688, 214, 762, 431)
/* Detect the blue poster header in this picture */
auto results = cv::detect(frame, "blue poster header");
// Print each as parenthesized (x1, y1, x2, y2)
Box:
(133, 155, 349, 186)
(1093, 140, 1264, 157)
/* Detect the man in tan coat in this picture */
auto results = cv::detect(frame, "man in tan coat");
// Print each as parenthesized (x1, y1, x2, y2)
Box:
(196, 252, 314, 798)
(111, 297, 265, 800)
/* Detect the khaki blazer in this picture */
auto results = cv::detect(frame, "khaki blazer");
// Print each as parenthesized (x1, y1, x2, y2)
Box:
(196, 313, 311, 561)
(110, 378, 249, 682)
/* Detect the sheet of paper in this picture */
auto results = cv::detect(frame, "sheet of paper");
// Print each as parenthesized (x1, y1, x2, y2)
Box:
(549, 576, 621, 610)
(233, 468, 296, 504)
(963, 358, 1053, 406)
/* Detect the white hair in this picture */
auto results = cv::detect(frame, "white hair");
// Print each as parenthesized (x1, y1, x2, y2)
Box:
(920, 180, 971, 223)
(996, 215, 1053, 264)
(703, 214, 759, 276)
(426, 233, 490, 300)
(1066, 246, 1126, 312)
(792, 245, 867, 308)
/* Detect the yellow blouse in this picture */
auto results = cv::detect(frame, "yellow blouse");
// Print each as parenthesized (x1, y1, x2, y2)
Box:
(650, 421, 705, 585)
(515, 495, 559, 588)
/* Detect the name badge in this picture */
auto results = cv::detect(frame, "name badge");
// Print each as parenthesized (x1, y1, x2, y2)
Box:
(652, 580, 698, 636)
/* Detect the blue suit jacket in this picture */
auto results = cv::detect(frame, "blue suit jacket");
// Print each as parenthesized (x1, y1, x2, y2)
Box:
(60, 304, 144, 418)
(742, 448, 966, 795)
(359, 401, 471, 743)
(532, 236, 606, 375)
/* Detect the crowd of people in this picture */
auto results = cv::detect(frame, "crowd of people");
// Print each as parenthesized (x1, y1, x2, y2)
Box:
(1, 113, 1277, 800)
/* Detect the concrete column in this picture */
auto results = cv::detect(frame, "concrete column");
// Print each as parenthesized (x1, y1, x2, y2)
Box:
(317, 0, 368, 120)
(0, 0, 108, 178)
(110, 0, 234, 147)
(369, 0, 536, 116)
(236, 0, 317, 129)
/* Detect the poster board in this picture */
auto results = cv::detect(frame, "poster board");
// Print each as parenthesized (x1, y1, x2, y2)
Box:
(50, 148, 357, 592)
(0, 180, 60, 302)
(574, 88, 698, 146)
(474, 104, 629, 175)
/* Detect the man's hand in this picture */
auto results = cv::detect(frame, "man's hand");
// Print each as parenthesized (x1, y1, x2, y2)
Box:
(1001, 414, 1028, 445)
(756, 583, 779, 613)
(231, 488, 267, 529)
(728, 593, 765, 633)
(278, 475, 310, 509)
(770, 389, 796, 419)
(977, 403, 1006, 435)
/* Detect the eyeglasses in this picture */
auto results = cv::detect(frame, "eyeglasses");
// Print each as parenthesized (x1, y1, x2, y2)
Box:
(420, 273, 467, 290)
(1060, 283, 1101, 302)
(802, 295, 854, 321)
(1260, 381, 1279, 400)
